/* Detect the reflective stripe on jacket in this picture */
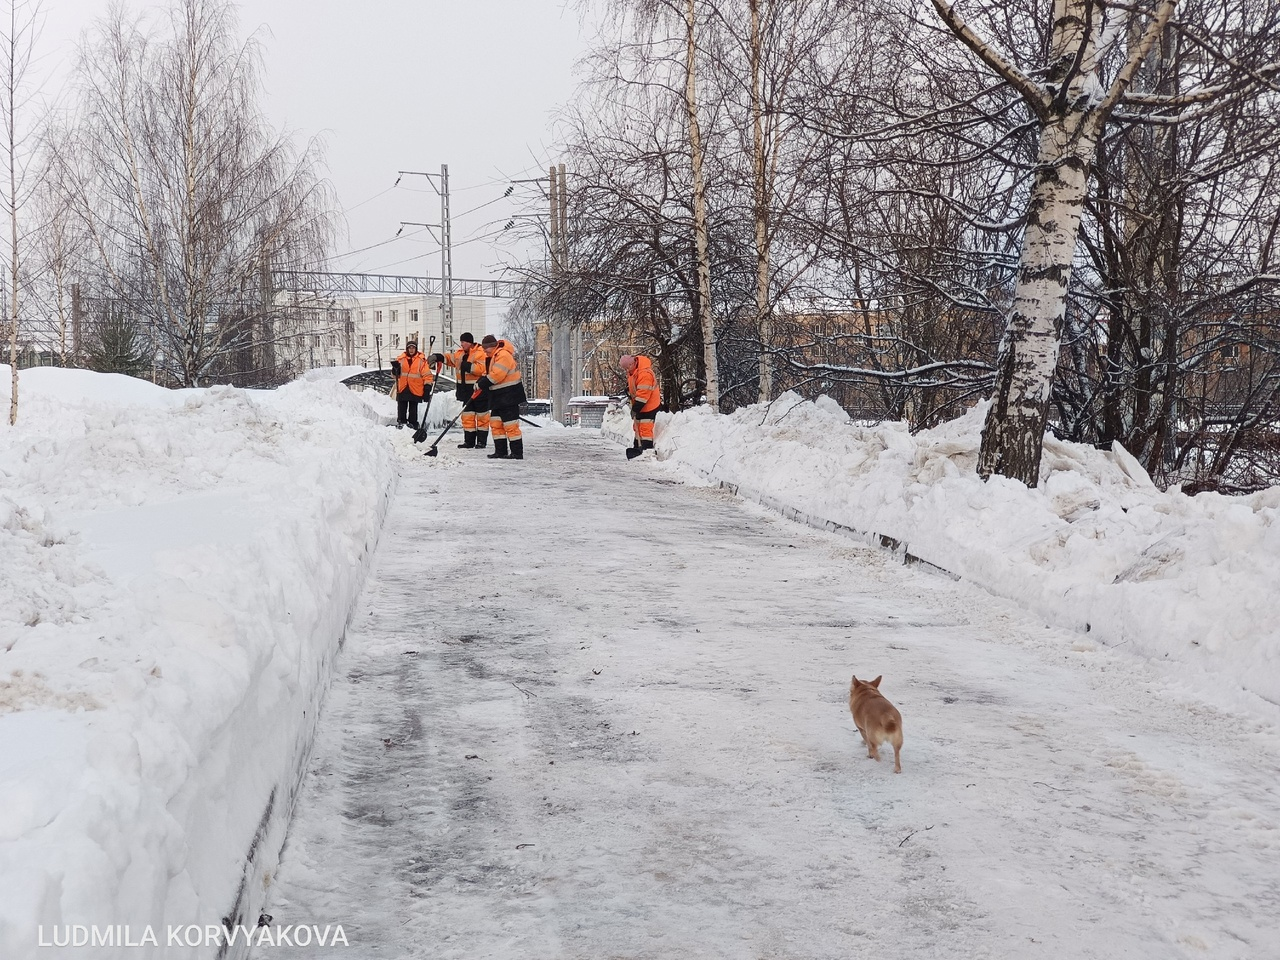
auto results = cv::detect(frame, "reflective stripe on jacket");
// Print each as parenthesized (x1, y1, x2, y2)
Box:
(628, 355, 661, 413)
(395, 352, 433, 396)
(486, 342, 523, 394)
(445, 343, 487, 385)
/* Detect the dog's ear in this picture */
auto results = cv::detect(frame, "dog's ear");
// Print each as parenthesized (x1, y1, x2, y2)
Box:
(871, 675, 882, 688)
(851, 674, 858, 685)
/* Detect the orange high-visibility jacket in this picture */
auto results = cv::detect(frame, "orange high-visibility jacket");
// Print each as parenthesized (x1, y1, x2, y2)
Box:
(395, 351, 433, 397)
(445, 342, 487, 386)
(628, 355, 661, 413)
(485, 341, 524, 397)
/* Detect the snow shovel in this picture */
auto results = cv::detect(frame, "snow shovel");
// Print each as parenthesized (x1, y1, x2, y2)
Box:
(421, 412, 464, 456)
(410, 337, 439, 441)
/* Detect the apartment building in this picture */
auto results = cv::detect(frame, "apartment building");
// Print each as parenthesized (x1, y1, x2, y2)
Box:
(281, 295, 487, 373)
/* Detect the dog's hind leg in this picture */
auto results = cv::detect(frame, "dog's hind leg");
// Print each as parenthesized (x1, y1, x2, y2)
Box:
(855, 724, 876, 759)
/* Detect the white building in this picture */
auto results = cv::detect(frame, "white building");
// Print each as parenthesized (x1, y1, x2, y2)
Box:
(344, 295, 487, 367)
(281, 295, 487, 373)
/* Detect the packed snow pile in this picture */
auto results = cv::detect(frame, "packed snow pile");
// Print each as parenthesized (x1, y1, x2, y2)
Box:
(606, 392, 1280, 709)
(0, 367, 396, 958)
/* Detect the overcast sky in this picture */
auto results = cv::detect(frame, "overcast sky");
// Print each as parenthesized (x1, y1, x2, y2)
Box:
(38, 0, 591, 298)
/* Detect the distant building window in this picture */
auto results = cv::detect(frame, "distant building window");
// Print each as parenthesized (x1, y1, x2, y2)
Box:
(328, 359, 336, 367)
(327, 334, 337, 347)
(375, 310, 383, 323)
(360, 311, 367, 323)
(392, 334, 400, 347)
(410, 309, 419, 324)
(1220, 344, 1239, 360)
(375, 334, 383, 346)
(390, 310, 398, 324)
(359, 334, 368, 347)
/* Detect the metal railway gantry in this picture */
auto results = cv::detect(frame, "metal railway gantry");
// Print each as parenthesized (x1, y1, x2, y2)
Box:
(272, 271, 521, 301)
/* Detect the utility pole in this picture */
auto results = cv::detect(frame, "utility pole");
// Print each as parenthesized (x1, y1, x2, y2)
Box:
(440, 163, 454, 346)
(397, 164, 454, 346)
(559, 164, 581, 399)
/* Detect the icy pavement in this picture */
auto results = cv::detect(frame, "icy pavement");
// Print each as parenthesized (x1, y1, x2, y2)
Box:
(260, 429, 1280, 960)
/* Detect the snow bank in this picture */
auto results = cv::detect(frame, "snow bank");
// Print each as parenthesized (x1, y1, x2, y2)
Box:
(0, 367, 396, 958)
(605, 393, 1280, 710)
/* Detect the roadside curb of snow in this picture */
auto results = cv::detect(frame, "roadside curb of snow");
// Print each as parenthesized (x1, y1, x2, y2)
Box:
(602, 411, 961, 580)
(0, 378, 403, 960)
(221, 468, 397, 960)
(704, 471, 962, 581)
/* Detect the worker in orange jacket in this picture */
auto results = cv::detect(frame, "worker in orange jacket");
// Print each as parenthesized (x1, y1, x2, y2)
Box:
(620, 354, 660, 459)
(432, 332, 490, 448)
(476, 334, 527, 460)
(391, 339, 434, 428)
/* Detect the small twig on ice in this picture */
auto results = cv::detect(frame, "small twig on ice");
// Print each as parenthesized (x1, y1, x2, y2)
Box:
(899, 825, 934, 847)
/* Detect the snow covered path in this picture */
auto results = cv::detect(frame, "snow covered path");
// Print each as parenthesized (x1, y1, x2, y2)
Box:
(261, 429, 1280, 960)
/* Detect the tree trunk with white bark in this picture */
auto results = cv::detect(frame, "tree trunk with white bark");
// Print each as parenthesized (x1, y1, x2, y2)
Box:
(930, 0, 1179, 485)
(750, 0, 773, 403)
(977, 118, 1101, 482)
(685, 0, 719, 409)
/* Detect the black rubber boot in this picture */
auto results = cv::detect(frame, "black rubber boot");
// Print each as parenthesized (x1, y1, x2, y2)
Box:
(509, 439, 524, 460)
(457, 431, 476, 449)
(487, 438, 509, 459)
(475, 430, 489, 449)
(626, 446, 643, 460)
(641, 439, 654, 451)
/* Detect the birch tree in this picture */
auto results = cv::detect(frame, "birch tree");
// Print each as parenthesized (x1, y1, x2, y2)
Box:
(588, 0, 724, 408)
(58, 0, 334, 387)
(930, 0, 1280, 485)
(683, 0, 719, 408)
(31, 124, 87, 366)
(1, 0, 42, 425)
(717, 0, 841, 402)
(531, 59, 723, 411)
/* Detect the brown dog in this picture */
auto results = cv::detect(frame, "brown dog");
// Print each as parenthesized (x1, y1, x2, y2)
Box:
(849, 675, 903, 773)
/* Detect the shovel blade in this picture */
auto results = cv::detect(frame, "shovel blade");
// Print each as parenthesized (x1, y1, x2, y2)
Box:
(425, 447, 439, 457)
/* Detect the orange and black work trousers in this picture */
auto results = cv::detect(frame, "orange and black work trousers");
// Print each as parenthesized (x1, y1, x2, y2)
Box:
(490, 401, 522, 443)
(633, 409, 656, 447)
(461, 408, 491, 434)
(461, 396, 491, 437)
